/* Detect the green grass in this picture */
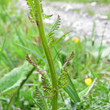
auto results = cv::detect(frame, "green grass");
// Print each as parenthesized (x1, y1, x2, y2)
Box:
(85, 10, 95, 16)
(0, 0, 110, 110)
(72, 9, 81, 13)
(44, 0, 110, 4)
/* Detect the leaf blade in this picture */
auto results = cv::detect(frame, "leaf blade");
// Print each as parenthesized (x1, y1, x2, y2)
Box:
(0, 62, 29, 94)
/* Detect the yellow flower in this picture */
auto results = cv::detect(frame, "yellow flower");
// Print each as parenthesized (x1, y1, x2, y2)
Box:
(72, 38, 79, 43)
(85, 78, 92, 86)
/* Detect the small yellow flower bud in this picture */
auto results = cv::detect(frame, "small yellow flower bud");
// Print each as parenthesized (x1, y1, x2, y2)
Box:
(85, 78, 92, 86)
(72, 38, 79, 43)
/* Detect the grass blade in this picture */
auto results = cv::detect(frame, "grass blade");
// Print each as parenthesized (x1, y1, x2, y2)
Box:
(0, 3, 25, 45)
(0, 34, 7, 64)
(16, 43, 47, 64)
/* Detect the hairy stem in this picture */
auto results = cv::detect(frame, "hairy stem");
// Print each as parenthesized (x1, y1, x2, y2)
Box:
(34, 0, 58, 109)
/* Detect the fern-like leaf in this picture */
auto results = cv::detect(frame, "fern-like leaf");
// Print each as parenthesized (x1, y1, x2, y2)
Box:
(58, 52, 74, 89)
(26, 0, 36, 23)
(48, 15, 61, 37)
(26, 0, 52, 23)
(36, 86, 48, 110)
(43, 14, 53, 19)
(39, 0, 53, 19)
(58, 69, 69, 89)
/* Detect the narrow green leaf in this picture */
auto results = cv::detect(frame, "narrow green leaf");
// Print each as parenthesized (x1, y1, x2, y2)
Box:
(4, 47, 15, 69)
(64, 86, 79, 103)
(51, 32, 70, 48)
(7, 92, 17, 110)
(0, 4, 25, 45)
(0, 34, 7, 64)
(63, 74, 80, 103)
(67, 74, 80, 101)
(16, 43, 47, 64)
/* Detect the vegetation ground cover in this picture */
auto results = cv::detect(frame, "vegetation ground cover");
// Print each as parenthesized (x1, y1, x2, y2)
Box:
(0, 0, 110, 110)
(44, 0, 110, 4)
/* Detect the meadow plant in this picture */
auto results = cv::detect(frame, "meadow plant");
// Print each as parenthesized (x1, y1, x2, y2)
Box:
(25, 0, 79, 109)
(0, 0, 100, 109)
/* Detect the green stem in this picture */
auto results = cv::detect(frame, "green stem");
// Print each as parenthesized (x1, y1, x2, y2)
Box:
(16, 90, 19, 108)
(34, 0, 58, 109)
